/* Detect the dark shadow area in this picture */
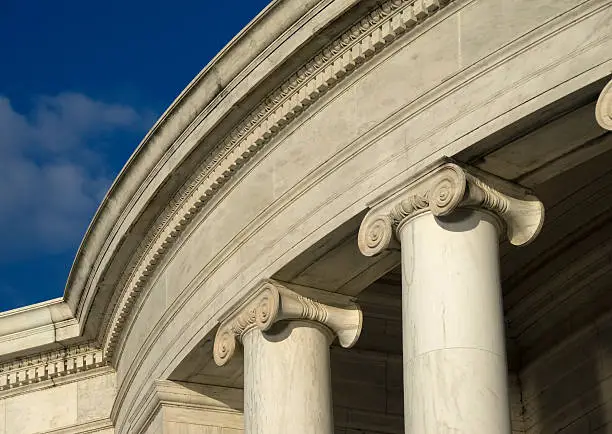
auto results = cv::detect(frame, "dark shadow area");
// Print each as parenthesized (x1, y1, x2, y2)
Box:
(331, 275, 404, 434)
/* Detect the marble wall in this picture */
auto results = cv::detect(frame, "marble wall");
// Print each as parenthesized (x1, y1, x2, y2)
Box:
(0, 369, 115, 434)
(139, 381, 243, 434)
(144, 407, 243, 434)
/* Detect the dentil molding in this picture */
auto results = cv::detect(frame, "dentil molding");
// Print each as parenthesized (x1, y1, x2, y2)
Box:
(358, 159, 545, 256)
(103, 0, 458, 361)
(596, 78, 612, 130)
(0, 343, 106, 392)
(213, 280, 362, 366)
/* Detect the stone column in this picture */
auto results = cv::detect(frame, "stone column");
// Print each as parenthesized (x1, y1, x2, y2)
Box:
(596, 77, 612, 130)
(358, 160, 544, 433)
(213, 280, 362, 434)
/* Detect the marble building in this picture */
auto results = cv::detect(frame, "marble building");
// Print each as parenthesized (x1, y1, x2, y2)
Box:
(1, 0, 611, 432)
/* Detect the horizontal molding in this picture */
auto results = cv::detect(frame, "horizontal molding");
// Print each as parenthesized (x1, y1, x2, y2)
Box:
(130, 379, 243, 434)
(0, 343, 108, 395)
(0, 299, 80, 359)
(44, 418, 114, 434)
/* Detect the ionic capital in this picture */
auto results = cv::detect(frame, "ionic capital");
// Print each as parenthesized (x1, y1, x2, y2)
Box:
(596, 78, 612, 130)
(358, 159, 545, 256)
(213, 279, 362, 366)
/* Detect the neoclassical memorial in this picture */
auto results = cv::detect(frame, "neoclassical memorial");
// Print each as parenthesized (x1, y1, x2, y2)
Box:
(0, 0, 611, 432)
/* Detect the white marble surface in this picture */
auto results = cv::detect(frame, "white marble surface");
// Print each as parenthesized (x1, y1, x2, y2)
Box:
(596, 77, 612, 130)
(243, 321, 334, 434)
(5, 383, 78, 433)
(0, 370, 115, 434)
(400, 210, 511, 433)
(145, 406, 242, 434)
(78, 372, 117, 422)
(0, 298, 78, 356)
(133, 380, 243, 434)
(0, 399, 5, 434)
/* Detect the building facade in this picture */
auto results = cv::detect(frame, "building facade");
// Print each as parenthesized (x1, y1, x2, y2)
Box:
(1, 0, 612, 432)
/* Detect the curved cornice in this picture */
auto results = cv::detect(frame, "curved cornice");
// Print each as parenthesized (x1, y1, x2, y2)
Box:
(0, 0, 410, 382)
(63, 0, 339, 326)
(0, 0, 359, 367)
(101, 0, 458, 362)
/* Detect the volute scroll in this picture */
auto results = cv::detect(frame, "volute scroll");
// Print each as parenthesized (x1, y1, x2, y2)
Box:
(213, 280, 362, 366)
(358, 159, 545, 257)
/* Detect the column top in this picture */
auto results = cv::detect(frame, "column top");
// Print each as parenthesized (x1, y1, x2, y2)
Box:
(358, 159, 545, 257)
(596, 78, 612, 131)
(213, 279, 362, 366)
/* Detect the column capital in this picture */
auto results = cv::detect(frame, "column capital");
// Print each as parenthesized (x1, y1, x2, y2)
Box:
(358, 159, 545, 257)
(596, 77, 612, 130)
(213, 279, 362, 366)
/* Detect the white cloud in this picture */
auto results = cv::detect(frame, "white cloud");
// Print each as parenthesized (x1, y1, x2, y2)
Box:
(0, 93, 152, 262)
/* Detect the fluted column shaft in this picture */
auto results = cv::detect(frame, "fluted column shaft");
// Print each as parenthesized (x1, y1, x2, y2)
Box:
(213, 280, 362, 434)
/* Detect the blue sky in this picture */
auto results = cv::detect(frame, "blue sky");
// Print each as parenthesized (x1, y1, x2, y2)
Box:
(0, 0, 271, 311)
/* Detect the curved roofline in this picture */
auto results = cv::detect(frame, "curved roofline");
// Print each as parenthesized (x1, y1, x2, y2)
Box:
(0, 0, 370, 357)
(65, 0, 281, 301)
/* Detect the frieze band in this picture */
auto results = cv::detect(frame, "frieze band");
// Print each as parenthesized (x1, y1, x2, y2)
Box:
(0, 344, 106, 391)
